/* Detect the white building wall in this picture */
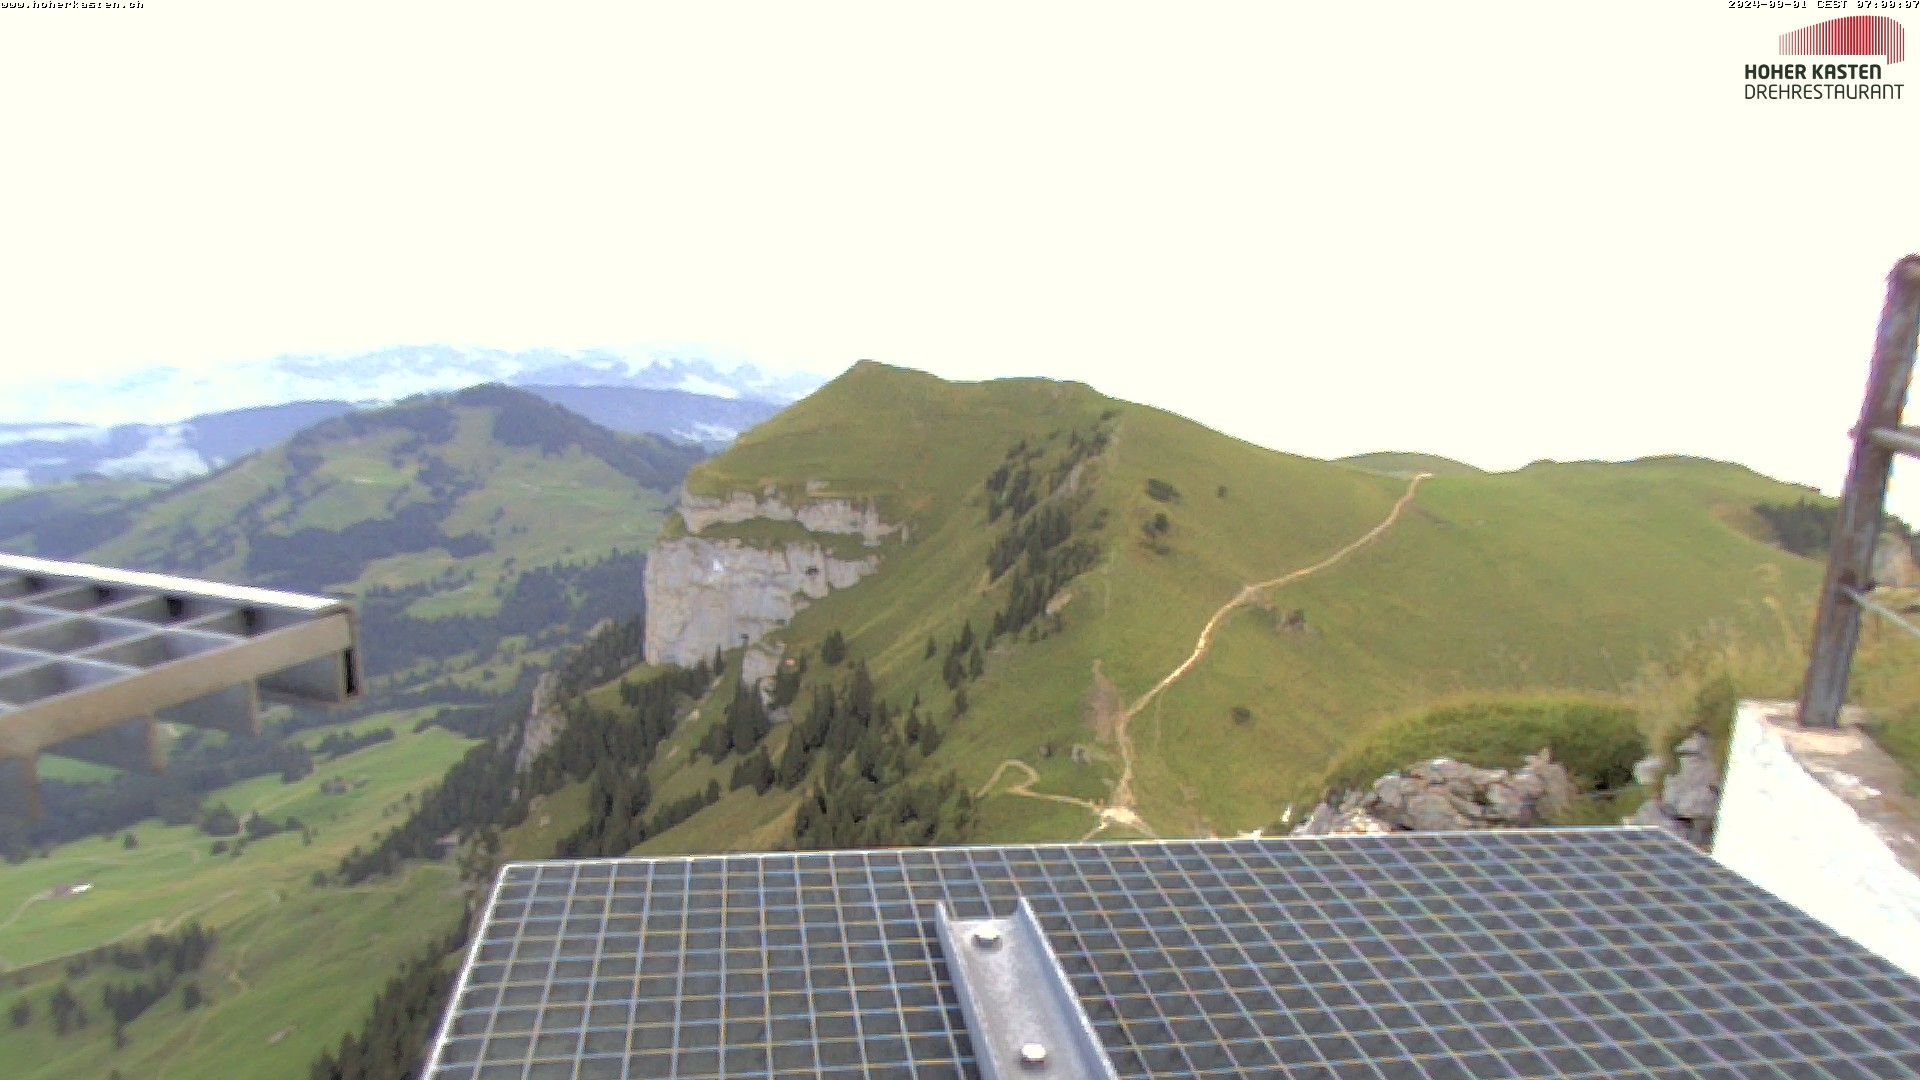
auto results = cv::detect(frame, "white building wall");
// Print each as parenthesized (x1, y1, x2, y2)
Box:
(1713, 702, 1920, 977)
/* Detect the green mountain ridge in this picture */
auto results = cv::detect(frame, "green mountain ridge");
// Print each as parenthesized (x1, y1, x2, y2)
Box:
(557, 361, 1825, 857)
(55, 384, 700, 687)
(83, 384, 695, 589)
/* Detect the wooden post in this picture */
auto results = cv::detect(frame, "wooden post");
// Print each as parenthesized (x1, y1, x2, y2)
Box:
(1798, 256, 1920, 728)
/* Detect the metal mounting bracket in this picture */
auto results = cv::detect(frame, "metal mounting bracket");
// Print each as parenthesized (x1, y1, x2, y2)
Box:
(934, 897, 1119, 1080)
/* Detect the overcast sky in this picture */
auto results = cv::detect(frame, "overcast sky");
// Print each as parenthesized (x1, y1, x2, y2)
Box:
(2, 3, 1917, 513)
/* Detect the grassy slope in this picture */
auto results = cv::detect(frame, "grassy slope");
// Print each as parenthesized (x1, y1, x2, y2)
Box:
(85, 453, 279, 581)
(615, 363, 1823, 851)
(0, 715, 475, 1078)
(0, 480, 163, 538)
(991, 420, 1817, 834)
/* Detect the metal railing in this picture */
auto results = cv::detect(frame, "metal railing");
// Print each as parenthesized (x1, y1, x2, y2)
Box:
(1797, 255, 1920, 728)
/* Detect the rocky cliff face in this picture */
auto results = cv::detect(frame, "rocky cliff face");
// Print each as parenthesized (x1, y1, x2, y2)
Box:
(514, 670, 565, 774)
(644, 491, 893, 667)
(512, 618, 625, 775)
(678, 492, 899, 545)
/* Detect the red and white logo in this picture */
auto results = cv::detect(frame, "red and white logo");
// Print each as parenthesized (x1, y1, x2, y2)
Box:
(1779, 16, 1904, 64)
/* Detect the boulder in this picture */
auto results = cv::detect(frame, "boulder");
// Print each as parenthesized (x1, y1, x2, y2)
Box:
(1663, 735, 1721, 820)
(1299, 801, 1338, 836)
(1400, 789, 1473, 831)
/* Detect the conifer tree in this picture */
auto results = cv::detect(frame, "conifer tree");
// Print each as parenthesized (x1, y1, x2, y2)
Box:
(820, 629, 848, 665)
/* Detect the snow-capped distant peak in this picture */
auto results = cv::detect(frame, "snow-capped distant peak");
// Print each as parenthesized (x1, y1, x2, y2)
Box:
(673, 374, 741, 399)
(677, 422, 742, 445)
(3, 346, 826, 427)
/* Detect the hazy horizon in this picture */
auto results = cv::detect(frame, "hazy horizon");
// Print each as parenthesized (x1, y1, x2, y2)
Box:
(4, 2, 1917, 515)
(0, 346, 1863, 514)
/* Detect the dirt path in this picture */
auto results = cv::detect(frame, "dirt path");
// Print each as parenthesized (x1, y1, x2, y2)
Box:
(0, 889, 50, 936)
(1110, 472, 1431, 830)
(975, 757, 1156, 841)
(1123, 473, 1432, 721)
(974, 759, 1101, 812)
(976, 471, 1428, 841)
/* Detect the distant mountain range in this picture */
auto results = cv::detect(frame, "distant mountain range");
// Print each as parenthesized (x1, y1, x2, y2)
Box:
(1, 347, 824, 486)
(7, 345, 824, 425)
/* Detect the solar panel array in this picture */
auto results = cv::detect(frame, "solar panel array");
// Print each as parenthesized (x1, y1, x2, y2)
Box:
(428, 827, 1920, 1079)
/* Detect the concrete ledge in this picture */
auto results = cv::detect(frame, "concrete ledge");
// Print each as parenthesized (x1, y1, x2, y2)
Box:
(1714, 700, 1920, 976)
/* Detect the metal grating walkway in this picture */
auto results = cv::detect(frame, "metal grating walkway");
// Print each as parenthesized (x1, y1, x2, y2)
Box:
(428, 828, 1920, 1079)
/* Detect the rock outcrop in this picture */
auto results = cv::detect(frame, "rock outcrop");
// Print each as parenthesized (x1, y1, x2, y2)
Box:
(514, 670, 565, 774)
(740, 642, 785, 691)
(643, 536, 880, 667)
(513, 618, 621, 774)
(1626, 732, 1721, 846)
(678, 492, 899, 546)
(1293, 751, 1575, 837)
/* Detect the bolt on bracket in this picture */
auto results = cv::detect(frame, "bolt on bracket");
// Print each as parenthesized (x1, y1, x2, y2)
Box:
(933, 897, 1119, 1080)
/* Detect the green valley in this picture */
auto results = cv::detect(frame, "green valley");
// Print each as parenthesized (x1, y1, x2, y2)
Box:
(1, 714, 476, 1079)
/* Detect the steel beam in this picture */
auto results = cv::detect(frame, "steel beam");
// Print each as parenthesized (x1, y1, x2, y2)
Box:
(1866, 424, 1920, 457)
(935, 899, 1119, 1080)
(259, 650, 356, 703)
(46, 717, 162, 774)
(0, 555, 361, 817)
(156, 683, 260, 737)
(1799, 256, 1920, 728)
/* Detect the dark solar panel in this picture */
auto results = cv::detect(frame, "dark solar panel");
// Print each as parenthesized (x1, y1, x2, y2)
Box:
(427, 827, 1920, 1079)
